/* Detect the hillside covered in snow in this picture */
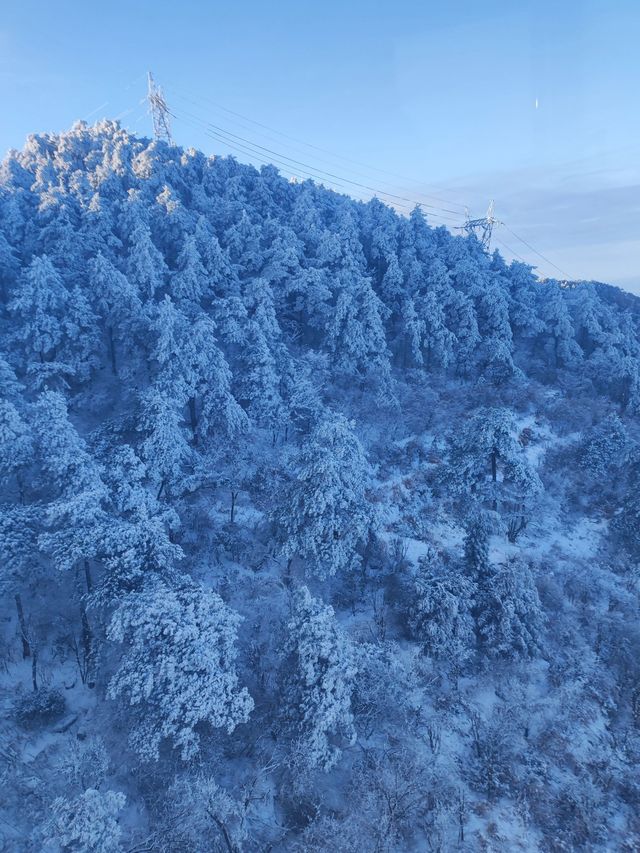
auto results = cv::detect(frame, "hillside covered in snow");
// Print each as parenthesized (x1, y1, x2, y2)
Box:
(1, 120, 640, 851)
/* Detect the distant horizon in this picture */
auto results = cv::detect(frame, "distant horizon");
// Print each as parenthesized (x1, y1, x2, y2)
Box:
(2, 0, 638, 290)
(6, 114, 639, 298)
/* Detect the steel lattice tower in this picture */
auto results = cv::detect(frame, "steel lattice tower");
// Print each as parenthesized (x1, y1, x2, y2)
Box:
(459, 200, 500, 250)
(147, 72, 173, 145)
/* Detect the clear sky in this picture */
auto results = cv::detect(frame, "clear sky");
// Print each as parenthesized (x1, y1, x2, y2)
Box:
(1, 0, 639, 289)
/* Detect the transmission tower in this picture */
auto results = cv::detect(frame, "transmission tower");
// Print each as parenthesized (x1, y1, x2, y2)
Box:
(147, 72, 173, 144)
(458, 200, 500, 250)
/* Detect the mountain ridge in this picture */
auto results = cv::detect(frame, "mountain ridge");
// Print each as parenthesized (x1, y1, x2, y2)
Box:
(1, 119, 639, 852)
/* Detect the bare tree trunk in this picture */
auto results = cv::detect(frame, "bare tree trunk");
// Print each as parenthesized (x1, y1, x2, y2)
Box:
(210, 814, 238, 853)
(491, 449, 498, 512)
(108, 325, 117, 374)
(189, 396, 198, 445)
(31, 648, 38, 692)
(17, 472, 25, 505)
(84, 559, 93, 594)
(80, 561, 95, 686)
(457, 790, 467, 843)
(230, 489, 239, 524)
(15, 594, 31, 659)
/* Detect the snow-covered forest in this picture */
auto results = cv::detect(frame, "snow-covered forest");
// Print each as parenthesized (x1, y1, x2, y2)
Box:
(1, 120, 639, 851)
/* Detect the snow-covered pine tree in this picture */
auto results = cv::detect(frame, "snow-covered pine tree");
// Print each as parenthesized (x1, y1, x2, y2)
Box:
(0, 399, 33, 498)
(416, 288, 455, 370)
(181, 312, 248, 443)
(277, 413, 376, 578)
(579, 414, 629, 480)
(107, 575, 253, 761)
(172, 231, 208, 305)
(612, 449, 640, 558)
(409, 546, 476, 670)
(43, 788, 126, 853)
(138, 385, 194, 499)
(126, 220, 167, 301)
(540, 282, 583, 370)
(9, 254, 70, 365)
(284, 585, 357, 770)
(476, 556, 544, 660)
(446, 406, 540, 524)
(194, 214, 235, 299)
(34, 391, 111, 575)
(463, 510, 493, 591)
(88, 252, 141, 375)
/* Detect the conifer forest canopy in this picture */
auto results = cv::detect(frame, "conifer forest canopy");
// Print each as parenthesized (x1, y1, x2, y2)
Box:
(1, 121, 640, 851)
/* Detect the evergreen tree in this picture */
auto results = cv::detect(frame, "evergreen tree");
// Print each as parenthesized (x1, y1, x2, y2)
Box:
(39, 206, 85, 286)
(399, 297, 425, 367)
(9, 254, 70, 364)
(126, 221, 167, 300)
(0, 228, 19, 304)
(34, 391, 110, 574)
(0, 503, 41, 658)
(99, 446, 183, 599)
(476, 556, 544, 660)
(446, 407, 541, 522)
(182, 313, 248, 443)
(612, 449, 640, 558)
(0, 399, 33, 497)
(261, 223, 303, 289)
(151, 299, 246, 442)
(571, 282, 610, 355)
(381, 253, 405, 307)
(237, 320, 285, 433)
(0, 354, 23, 399)
(505, 261, 546, 339)
(138, 386, 195, 499)
(463, 511, 493, 591)
(475, 281, 520, 382)
(63, 285, 101, 381)
(150, 294, 184, 380)
(445, 289, 480, 376)
(409, 547, 475, 669)
(416, 289, 454, 369)
(107, 575, 253, 761)
(172, 231, 208, 305)
(579, 414, 629, 480)
(44, 789, 126, 853)
(327, 275, 390, 380)
(540, 283, 582, 369)
(243, 276, 281, 345)
(284, 585, 357, 770)
(88, 252, 141, 374)
(212, 294, 248, 347)
(194, 214, 235, 298)
(278, 414, 376, 578)
(225, 209, 263, 276)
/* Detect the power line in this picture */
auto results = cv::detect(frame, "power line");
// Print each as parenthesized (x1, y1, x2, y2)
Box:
(170, 104, 466, 219)
(170, 90, 467, 215)
(166, 84, 469, 212)
(170, 106, 464, 224)
(493, 236, 528, 264)
(155, 84, 576, 280)
(501, 223, 573, 280)
(173, 108, 381, 196)
(173, 108, 386, 201)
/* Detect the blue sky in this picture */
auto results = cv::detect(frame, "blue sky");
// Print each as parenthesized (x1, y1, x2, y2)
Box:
(1, 0, 639, 289)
